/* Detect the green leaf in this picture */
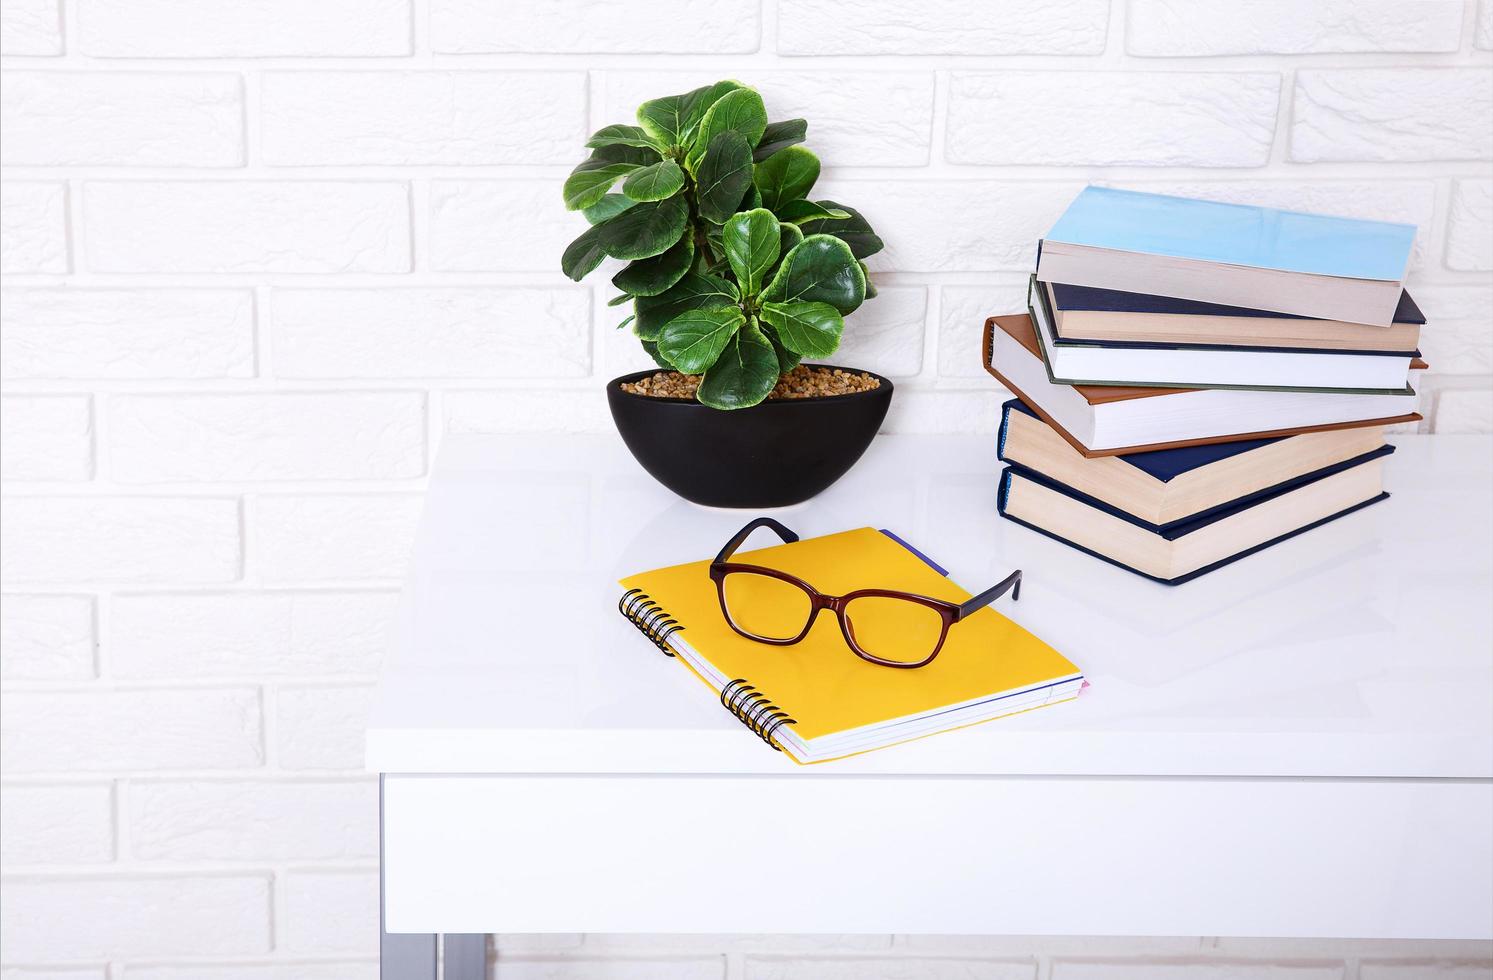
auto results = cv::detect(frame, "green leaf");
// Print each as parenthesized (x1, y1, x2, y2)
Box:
(860, 261, 877, 299)
(687, 88, 767, 171)
(759, 320, 802, 374)
(608, 293, 633, 307)
(561, 225, 608, 281)
(595, 195, 689, 261)
(612, 234, 694, 297)
(761, 234, 865, 315)
(563, 160, 642, 211)
(755, 119, 808, 162)
(776, 199, 849, 224)
(759, 300, 843, 358)
(617, 314, 635, 330)
(778, 222, 804, 255)
(656, 305, 746, 373)
(634, 273, 739, 341)
(636, 93, 692, 147)
(593, 142, 659, 166)
(722, 208, 780, 297)
(693, 130, 754, 225)
(622, 160, 685, 202)
(583, 194, 637, 225)
(698, 322, 780, 410)
(796, 200, 884, 259)
(636, 81, 740, 148)
(754, 146, 820, 212)
(586, 124, 661, 151)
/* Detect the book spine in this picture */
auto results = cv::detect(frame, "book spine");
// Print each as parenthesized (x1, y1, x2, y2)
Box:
(997, 401, 1013, 463)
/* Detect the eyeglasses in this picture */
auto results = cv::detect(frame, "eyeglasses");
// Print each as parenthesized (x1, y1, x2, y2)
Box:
(709, 517, 1022, 669)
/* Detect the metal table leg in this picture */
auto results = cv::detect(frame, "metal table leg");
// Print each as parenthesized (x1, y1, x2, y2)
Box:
(443, 934, 487, 979)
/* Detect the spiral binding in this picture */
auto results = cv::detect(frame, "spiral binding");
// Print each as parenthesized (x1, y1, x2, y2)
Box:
(720, 678, 797, 752)
(617, 588, 682, 657)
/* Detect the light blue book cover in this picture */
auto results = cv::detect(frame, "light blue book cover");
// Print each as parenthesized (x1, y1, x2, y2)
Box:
(1046, 186, 1416, 282)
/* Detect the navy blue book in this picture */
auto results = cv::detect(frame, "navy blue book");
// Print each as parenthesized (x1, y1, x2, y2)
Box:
(997, 398, 1393, 529)
(1027, 276, 1418, 393)
(1044, 279, 1424, 355)
(996, 450, 1392, 585)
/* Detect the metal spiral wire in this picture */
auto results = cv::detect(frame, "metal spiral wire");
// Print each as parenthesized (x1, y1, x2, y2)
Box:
(617, 588, 681, 656)
(720, 678, 797, 751)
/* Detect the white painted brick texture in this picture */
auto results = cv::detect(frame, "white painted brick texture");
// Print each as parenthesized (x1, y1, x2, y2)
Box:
(260, 71, 586, 166)
(0, 394, 92, 481)
(82, 182, 411, 274)
(0, 784, 114, 864)
(0, 594, 95, 679)
(0, 72, 244, 167)
(251, 493, 424, 582)
(79, 0, 412, 58)
(432, 0, 760, 54)
(0, 0, 61, 56)
(947, 72, 1280, 167)
(0, 288, 255, 379)
(110, 591, 394, 678)
(269, 287, 591, 378)
(1127, 0, 1465, 55)
(0, 181, 67, 274)
(0, 875, 272, 959)
(2, 0, 1490, 975)
(108, 392, 426, 483)
(0, 496, 241, 583)
(1291, 69, 1493, 162)
(127, 779, 376, 861)
(0, 688, 263, 771)
(778, 0, 1108, 55)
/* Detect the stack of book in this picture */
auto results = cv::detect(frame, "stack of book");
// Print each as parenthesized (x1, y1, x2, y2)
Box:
(985, 186, 1425, 585)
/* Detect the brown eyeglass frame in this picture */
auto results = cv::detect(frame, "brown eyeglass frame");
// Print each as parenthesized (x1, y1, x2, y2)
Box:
(709, 517, 1022, 669)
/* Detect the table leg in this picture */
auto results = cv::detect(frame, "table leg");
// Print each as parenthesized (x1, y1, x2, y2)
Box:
(381, 775, 436, 980)
(443, 934, 488, 979)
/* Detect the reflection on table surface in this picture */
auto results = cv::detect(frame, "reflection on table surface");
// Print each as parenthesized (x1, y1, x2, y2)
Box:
(370, 433, 1493, 777)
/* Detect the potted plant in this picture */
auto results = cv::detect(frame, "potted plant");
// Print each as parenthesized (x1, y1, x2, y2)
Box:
(561, 80, 893, 508)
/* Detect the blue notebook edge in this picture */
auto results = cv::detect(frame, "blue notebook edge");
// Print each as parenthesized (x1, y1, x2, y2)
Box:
(996, 467, 1391, 586)
(878, 529, 950, 576)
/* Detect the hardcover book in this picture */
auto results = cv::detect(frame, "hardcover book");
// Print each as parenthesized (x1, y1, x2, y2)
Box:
(1036, 186, 1416, 326)
(983, 314, 1422, 456)
(997, 452, 1391, 585)
(997, 398, 1390, 528)
(1028, 276, 1418, 393)
(1048, 280, 1424, 352)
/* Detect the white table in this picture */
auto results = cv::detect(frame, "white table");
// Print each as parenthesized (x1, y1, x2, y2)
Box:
(368, 433, 1493, 978)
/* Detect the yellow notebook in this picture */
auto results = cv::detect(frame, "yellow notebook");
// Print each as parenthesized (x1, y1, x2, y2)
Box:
(618, 527, 1083, 764)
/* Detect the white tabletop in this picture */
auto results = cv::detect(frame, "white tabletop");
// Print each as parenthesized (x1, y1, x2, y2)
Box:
(367, 432, 1493, 779)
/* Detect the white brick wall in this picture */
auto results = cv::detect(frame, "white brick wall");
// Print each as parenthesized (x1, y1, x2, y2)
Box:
(1, 0, 1489, 975)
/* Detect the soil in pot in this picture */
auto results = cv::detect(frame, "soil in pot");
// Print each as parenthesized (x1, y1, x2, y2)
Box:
(621, 365, 882, 401)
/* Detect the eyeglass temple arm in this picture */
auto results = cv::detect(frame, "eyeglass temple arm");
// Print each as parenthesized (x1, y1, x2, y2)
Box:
(956, 570, 1022, 619)
(713, 517, 799, 564)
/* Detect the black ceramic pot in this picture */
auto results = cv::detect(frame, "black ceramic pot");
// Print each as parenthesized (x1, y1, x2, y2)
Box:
(606, 366, 894, 508)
